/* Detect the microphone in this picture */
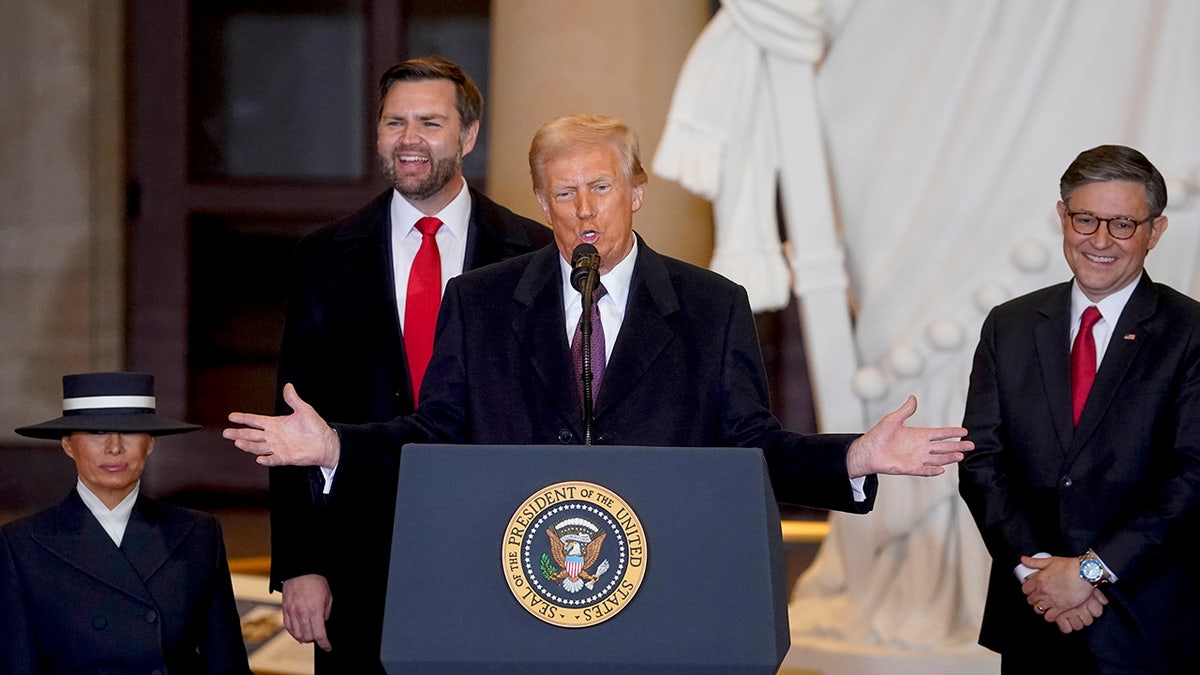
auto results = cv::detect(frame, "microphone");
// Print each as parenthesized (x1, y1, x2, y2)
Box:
(569, 243, 602, 445)
(570, 243, 600, 293)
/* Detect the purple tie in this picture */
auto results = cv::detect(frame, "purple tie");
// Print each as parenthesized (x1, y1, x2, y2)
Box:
(570, 284, 608, 405)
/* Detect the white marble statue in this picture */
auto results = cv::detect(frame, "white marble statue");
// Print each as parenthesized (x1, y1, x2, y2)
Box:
(655, 0, 1200, 659)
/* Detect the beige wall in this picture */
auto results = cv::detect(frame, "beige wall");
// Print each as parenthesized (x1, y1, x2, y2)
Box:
(488, 0, 713, 266)
(0, 0, 124, 440)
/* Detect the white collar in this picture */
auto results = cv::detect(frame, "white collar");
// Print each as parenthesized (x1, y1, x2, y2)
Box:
(1070, 272, 1141, 326)
(558, 236, 639, 310)
(76, 479, 139, 547)
(389, 181, 472, 240)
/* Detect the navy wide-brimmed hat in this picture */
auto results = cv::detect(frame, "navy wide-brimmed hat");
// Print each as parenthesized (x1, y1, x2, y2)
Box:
(15, 372, 201, 440)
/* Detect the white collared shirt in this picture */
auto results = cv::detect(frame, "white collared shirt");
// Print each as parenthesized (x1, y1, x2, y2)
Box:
(558, 238, 638, 355)
(390, 181, 473, 331)
(1069, 272, 1141, 370)
(76, 479, 138, 547)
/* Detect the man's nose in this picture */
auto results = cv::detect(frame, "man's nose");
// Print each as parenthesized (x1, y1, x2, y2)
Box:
(1089, 225, 1115, 247)
(399, 123, 421, 145)
(576, 194, 595, 218)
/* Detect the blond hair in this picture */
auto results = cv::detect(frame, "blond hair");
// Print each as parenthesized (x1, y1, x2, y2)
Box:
(529, 114, 647, 194)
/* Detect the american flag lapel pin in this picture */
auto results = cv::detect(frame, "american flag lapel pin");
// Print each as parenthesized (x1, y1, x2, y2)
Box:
(1123, 333, 1136, 341)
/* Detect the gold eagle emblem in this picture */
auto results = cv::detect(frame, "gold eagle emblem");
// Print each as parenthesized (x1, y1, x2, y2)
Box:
(545, 518, 609, 592)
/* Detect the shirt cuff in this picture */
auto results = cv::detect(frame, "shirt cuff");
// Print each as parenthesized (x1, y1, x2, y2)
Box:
(320, 465, 336, 495)
(849, 475, 866, 502)
(1014, 551, 1051, 582)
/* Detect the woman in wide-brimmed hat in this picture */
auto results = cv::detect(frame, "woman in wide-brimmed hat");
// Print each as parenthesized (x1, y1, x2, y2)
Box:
(0, 372, 251, 675)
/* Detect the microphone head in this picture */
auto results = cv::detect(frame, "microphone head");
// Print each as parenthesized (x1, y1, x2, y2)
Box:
(571, 243, 598, 265)
(570, 243, 600, 293)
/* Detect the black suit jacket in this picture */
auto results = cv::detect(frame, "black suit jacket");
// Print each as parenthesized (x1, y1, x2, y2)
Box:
(0, 490, 249, 675)
(959, 275, 1200, 668)
(268, 187, 550, 671)
(334, 239, 876, 515)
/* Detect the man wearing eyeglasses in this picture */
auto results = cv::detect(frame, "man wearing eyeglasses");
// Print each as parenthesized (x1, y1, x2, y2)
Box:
(959, 145, 1200, 672)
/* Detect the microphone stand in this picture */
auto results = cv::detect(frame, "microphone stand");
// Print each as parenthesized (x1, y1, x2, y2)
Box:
(580, 272, 597, 445)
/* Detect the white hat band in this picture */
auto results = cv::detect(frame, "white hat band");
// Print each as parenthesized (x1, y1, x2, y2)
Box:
(63, 395, 156, 412)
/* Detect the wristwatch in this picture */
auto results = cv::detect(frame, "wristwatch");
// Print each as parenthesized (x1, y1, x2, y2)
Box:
(1079, 548, 1111, 586)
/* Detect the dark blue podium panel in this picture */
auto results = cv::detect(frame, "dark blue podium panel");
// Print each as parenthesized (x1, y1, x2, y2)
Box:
(381, 444, 788, 674)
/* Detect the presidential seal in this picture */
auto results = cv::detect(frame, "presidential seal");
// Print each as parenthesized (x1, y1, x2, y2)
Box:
(502, 481, 647, 628)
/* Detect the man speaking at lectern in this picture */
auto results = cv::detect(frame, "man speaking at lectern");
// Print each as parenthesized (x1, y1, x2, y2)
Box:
(227, 114, 972, 535)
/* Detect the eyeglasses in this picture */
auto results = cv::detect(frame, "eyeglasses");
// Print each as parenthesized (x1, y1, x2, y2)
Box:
(1064, 206, 1154, 240)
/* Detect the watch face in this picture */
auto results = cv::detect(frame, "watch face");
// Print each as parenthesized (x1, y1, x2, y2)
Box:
(1080, 558, 1104, 583)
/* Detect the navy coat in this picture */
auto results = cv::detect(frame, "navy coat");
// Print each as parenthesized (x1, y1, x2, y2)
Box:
(0, 490, 250, 674)
(334, 238, 876, 515)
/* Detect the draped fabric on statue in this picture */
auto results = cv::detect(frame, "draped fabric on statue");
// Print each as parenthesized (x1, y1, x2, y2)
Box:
(655, 0, 1200, 652)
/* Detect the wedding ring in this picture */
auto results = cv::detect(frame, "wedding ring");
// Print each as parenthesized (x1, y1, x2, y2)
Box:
(1034, 603, 1046, 614)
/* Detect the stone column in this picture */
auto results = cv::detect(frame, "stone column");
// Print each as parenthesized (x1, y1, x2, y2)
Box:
(0, 0, 124, 440)
(487, 0, 713, 267)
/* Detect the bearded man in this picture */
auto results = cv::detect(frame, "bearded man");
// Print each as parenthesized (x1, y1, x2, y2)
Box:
(268, 55, 551, 674)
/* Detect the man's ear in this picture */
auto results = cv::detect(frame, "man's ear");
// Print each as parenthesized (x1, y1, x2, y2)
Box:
(1146, 215, 1169, 251)
(631, 183, 645, 213)
(460, 120, 480, 157)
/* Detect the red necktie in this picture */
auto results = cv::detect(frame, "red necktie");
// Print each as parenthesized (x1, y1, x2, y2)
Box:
(1070, 305, 1102, 426)
(570, 284, 608, 405)
(404, 217, 443, 405)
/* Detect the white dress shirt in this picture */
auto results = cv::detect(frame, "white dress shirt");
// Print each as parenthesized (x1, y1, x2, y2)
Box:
(76, 479, 139, 547)
(389, 182, 473, 332)
(1068, 273, 1141, 370)
(558, 239, 638, 356)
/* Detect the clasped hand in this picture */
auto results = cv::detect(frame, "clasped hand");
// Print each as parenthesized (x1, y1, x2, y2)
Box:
(1020, 554, 1109, 634)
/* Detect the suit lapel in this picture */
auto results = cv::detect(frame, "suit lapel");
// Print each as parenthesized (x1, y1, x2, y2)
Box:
(464, 187, 543, 268)
(511, 247, 580, 429)
(595, 241, 679, 416)
(1066, 276, 1158, 463)
(507, 239, 681, 430)
(334, 191, 407, 386)
(1033, 286, 1075, 454)
(30, 491, 154, 604)
(121, 496, 194, 584)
